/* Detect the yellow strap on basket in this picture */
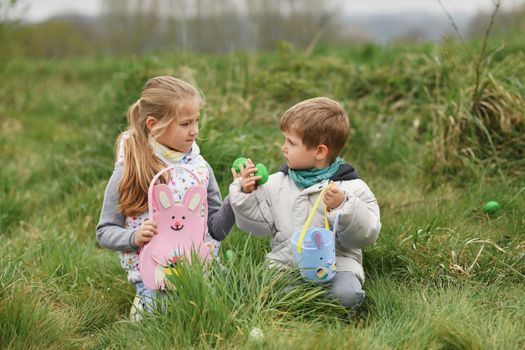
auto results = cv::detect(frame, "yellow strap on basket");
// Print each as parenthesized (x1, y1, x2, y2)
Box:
(296, 183, 331, 254)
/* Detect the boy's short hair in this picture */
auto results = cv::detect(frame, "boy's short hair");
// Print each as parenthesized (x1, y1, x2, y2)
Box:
(280, 97, 349, 160)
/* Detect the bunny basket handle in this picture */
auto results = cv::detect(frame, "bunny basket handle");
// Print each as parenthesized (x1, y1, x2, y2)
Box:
(147, 165, 204, 217)
(296, 183, 331, 254)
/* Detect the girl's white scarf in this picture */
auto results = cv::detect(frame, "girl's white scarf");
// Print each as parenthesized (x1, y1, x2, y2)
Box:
(148, 137, 200, 165)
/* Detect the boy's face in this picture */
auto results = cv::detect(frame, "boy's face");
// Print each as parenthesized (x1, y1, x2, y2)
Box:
(281, 129, 327, 169)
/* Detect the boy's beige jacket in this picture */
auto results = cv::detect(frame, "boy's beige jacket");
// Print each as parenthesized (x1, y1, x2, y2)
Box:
(229, 172, 381, 282)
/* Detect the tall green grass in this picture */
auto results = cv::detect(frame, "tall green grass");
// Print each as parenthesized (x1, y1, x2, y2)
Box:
(1, 40, 524, 348)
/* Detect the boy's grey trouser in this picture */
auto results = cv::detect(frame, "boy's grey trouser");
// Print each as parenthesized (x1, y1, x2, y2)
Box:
(327, 271, 365, 308)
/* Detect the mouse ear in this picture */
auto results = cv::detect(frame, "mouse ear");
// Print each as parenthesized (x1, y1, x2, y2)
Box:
(312, 230, 324, 249)
(152, 184, 173, 213)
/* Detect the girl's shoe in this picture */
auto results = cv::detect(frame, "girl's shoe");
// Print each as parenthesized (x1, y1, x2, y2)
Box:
(129, 295, 144, 322)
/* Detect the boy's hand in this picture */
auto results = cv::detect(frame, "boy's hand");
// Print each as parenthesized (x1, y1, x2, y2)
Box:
(230, 158, 261, 194)
(134, 219, 158, 247)
(324, 182, 345, 210)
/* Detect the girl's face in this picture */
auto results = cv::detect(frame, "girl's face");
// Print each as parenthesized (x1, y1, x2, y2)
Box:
(281, 129, 322, 169)
(156, 97, 200, 153)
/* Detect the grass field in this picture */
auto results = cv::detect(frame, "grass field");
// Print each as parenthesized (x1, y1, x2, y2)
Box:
(1, 40, 524, 349)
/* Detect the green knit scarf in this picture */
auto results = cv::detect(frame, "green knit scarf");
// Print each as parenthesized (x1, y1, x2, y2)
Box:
(288, 157, 343, 189)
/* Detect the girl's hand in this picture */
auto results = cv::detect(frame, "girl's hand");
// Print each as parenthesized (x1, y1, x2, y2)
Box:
(324, 182, 345, 210)
(134, 219, 158, 247)
(230, 158, 261, 193)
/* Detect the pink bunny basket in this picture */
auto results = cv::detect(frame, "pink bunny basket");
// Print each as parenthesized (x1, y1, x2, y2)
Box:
(139, 166, 210, 290)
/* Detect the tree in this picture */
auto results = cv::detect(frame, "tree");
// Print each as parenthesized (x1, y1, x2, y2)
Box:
(0, 0, 24, 64)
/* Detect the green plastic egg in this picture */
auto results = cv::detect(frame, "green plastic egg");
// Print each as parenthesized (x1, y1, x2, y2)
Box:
(232, 157, 248, 172)
(255, 163, 269, 185)
(233, 157, 269, 185)
(483, 201, 500, 214)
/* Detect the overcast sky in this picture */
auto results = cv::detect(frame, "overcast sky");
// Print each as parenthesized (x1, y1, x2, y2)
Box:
(16, 0, 525, 22)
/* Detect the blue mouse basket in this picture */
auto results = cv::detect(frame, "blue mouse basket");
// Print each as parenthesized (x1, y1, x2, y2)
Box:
(291, 184, 340, 283)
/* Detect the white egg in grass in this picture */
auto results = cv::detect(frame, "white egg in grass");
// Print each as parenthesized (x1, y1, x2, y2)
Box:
(249, 327, 264, 342)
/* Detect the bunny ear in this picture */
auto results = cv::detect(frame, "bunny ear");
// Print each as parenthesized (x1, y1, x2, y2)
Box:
(182, 185, 206, 212)
(152, 184, 174, 212)
(312, 230, 324, 249)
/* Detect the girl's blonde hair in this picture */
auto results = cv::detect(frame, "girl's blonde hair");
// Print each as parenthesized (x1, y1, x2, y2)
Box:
(117, 76, 203, 216)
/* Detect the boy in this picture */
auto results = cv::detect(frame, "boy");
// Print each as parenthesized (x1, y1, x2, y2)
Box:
(229, 97, 381, 308)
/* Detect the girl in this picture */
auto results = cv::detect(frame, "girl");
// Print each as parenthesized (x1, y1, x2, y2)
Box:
(96, 76, 234, 319)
